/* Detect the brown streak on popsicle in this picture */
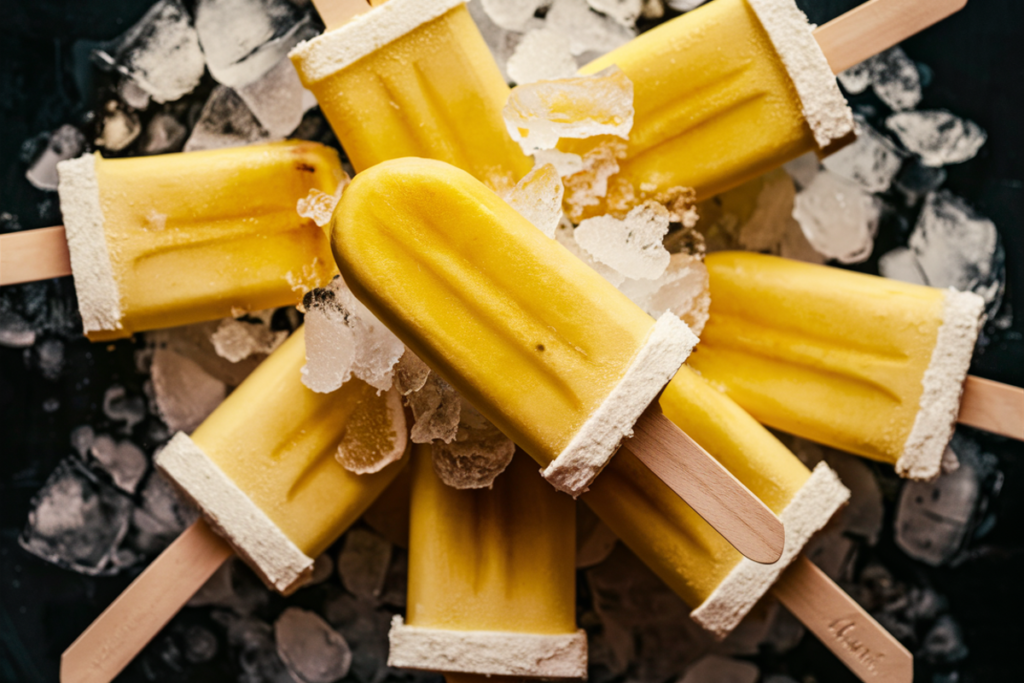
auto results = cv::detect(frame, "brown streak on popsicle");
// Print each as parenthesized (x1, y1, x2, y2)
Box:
(0, 226, 72, 285)
(958, 375, 1024, 441)
(624, 403, 785, 565)
(773, 555, 914, 683)
(813, 0, 969, 75)
(311, 0, 373, 32)
(60, 520, 233, 683)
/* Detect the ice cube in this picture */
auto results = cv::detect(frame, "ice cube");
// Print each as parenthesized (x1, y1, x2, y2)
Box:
(557, 138, 628, 222)
(236, 49, 320, 139)
(507, 28, 578, 85)
(89, 434, 148, 494)
(467, 0, 531, 83)
(138, 113, 189, 155)
(886, 110, 987, 167)
(322, 592, 392, 683)
(145, 320, 265, 388)
(837, 60, 874, 95)
(665, 0, 709, 11)
(103, 0, 205, 104)
(336, 387, 407, 475)
(922, 615, 969, 663)
(103, 384, 147, 433)
(20, 458, 133, 576)
(821, 116, 904, 193)
(868, 47, 922, 111)
(308, 553, 335, 586)
(95, 100, 141, 152)
(189, 557, 270, 615)
(678, 655, 759, 683)
(481, 0, 546, 31)
(392, 349, 431, 396)
(430, 400, 516, 489)
(301, 278, 405, 393)
(337, 528, 392, 600)
(782, 151, 820, 190)
(575, 201, 671, 279)
(130, 470, 198, 555)
(546, 0, 635, 59)
(731, 170, 823, 266)
(36, 338, 65, 381)
(297, 180, 349, 228)
(619, 252, 709, 335)
(210, 317, 288, 363)
(504, 66, 635, 153)
(503, 163, 565, 237)
(25, 125, 86, 191)
(151, 348, 228, 433)
(824, 450, 884, 546)
(214, 613, 292, 682)
(554, 215, 626, 286)
(792, 169, 879, 263)
(878, 246, 928, 285)
(275, 608, 352, 683)
(588, 0, 642, 27)
(407, 372, 461, 444)
(183, 86, 271, 153)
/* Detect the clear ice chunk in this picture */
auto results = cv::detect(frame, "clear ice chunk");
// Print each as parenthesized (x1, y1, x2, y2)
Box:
(297, 180, 349, 228)
(588, 0, 642, 28)
(782, 151, 820, 190)
(507, 28, 578, 85)
(301, 278, 405, 394)
(336, 387, 407, 475)
(575, 201, 671, 279)
(236, 47, 320, 139)
(20, 458, 133, 576)
(26, 125, 86, 191)
(878, 246, 928, 285)
(503, 163, 565, 237)
(618, 252, 709, 335)
(504, 65, 635, 153)
(556, 138, 628, 222)
(138, 113, 189, 155)
(151, 348, 228, 433)
(210, 317, 288, 363)
(886, 110, 987, 167)
(95, 100, 142, 152)
(837, 60, 873, 95)
(679, 655, 759, 683)
(36, 338, 66, 381)
(337, 528, 392, 600)
(821, 116, 904, 193)
(392, 349, 431, 396)
(555, 216, 625, 286)
(190, 557, 270, 615)
(130, 470, 198, 555)
(867, 47, 922, 111)
(308, 553, 335, 586)
(89, 434, 148, 494)
(792, 169, 879, 264)
(183, 86, 270, 152)
(430, 400, 516, 489)
(214, 613, 291, 682)
(275, 608, 352, 683)
(407, 372, 461, 444)
(481, 0, 546, 31)
(922, 615, 969, 663)
(103, 384, 147, 433)
(467, 0, 533, 83)
(546, 0, 635, 59)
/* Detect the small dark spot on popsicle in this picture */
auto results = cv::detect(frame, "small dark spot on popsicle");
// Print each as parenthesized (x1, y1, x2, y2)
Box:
(296, 163, 316, 173)
(536, 344, 545, 352)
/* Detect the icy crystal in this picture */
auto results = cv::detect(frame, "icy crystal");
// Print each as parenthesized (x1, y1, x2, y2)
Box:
(481, 0, 546, 31)
(503, 163, 565, 237)
(792, 169, 879, 264)
(886, 110, 987, 167)
(430, 400, 516, 489)
(588, 0, 643, 28)
(297, 181, 349, 228)
(89, 434, 148, 494)
(840, 47, 922, 111)
(575, 201, 671, 279)
(237, 47, 320, 139)
(507, 28, 578, 85)
(211, 317, 288, 363)
(555, 215, 626, 286)
(407, 372, 461, 444)
(102, 385, 147, 433)
(138, 113, 189, 155)
(95, 101, 142, 152)
(130, 470, 197, 555)
(337, 529, 392, 600)
(184, 86, 270, 152)
(26, 125, 86, 191)
(618, 252, 709, 335)
(546, 0, 635, 59)
(275, 608, 352, 683)
(821, 116, 904, 193)
(150, 348, 228, 433)
(336, 388, 407, 475)
(392, 349, 431, 396)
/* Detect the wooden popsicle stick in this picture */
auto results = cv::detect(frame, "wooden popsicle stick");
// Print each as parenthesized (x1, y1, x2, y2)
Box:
(311, 0, 373, 31)
(814, 0, 969, 75)
(772, 555, 913, 683)
(0, 226, 72, 286)
(60, 520, 233, 683)
(625, 404, 785, 565)
(958, 375, 1024, 441)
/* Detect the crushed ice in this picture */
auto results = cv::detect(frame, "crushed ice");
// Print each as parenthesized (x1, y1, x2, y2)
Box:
(211, 316, 288, 363)
(792, 170, 879, 264)
(430, 399, 516, 489)
(886, 110, 987, 167)
(502, 163, 565, 237)
(574, 200, 671, 279)
(297, 179, 349, 228)
(275, 607, 352, 683)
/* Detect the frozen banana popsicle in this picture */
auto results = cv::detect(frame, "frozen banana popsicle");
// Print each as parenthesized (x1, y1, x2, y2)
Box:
(0, 141, 343, 340)
(290, 0, 531, 191)
(61, 327, 408, 683)
(688, 251, 991, 480)
(388, 446, 586, 678)
(331, 157, 785, 564)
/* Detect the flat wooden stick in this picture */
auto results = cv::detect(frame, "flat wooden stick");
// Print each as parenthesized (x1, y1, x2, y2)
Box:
(814, 0, 969, 74)
(60, 520, 233, 683)
(311, 0, 372, 32)
(958, 375, 1024, 440)
(625, 404, 785, 565)
(0, 226, 72, 286)
(773, 555, 913, 683)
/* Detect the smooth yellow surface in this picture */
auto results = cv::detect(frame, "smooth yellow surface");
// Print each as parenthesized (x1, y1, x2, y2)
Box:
(93, 141, 341, 340)
(572, 0, 817, 202)
(406, 446, 577, 634)
(582, 365, 811, 608)
(191, 328, 408, 558)
(689, 251, 946, 465)
(296, 5, 531, 192)
(332, 158, 656, 468)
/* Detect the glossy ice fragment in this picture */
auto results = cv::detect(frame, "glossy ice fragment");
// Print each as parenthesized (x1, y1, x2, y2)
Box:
(886, 110, 987, 167)
(407, 372, 462, 444)
(792, 170, 879, 263)
(297, 183, 347, 228)
(503, 163, 565, 237)
(130, 470, 197, 554)
(821, 116, 904, 193)
(588, 0, 643, 28)
(237, 53, 319, 139)
(335, 388, 407, 474)
(575, 201, 670, 279)
(89, 434, 147, 493)
(546, 0, 635, 58)
(430, 401, 516, 489)
(507, 28, 578, 85)
(211, 317, 288, 363)
(275, 608, 352, 683)
(337, 529, 392, 600)
(618, 252, 710, 335)
(392, 349, 431, 396)
(26, 125, 86, 191)
(867, 47, 922, 111)
(151, 348, 227, 433)
(95, 101, 141, 152)
(481, 0, 547, 31)
(879, 246, 928, 285)
(102, 385, 147, 432)
(184, 86, 270, 152)
(138, 113, 189, 155)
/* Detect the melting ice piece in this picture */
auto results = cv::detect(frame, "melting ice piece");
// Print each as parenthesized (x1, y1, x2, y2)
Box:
(618, 252, 710, 335)
(821, 116, 905, 193)
(679, 655, 759, 683)
(837, 60, 873, 95)
(575, 201, 671, 279)
(302, 278, 405, 393)
(184, 86, 270, 152)
(0, 299, 36, 348)
(467, 0, 532, 83)
(215, 613, 291, 680)
(886, 110, 987, 167)
(587, 0, 642, 28)
(138, 113, 189, 155)
(430, 400, 516, 489)
(189, 557, 270, 615)
(95, 101, 141, 152)
(35, 338, 65, 381)
(103, 385, 147, 433)
(782, 151, 820, 190)
(922, 615, 969, 664)
(792, 170, 879, 264)
(337, 528, 392, 600)
(894, 451, 978, 566)
(545, 0, 635, 58)
(557, 138, 628, 222)
(555, 217, 625, 287)
(879, 246, 928, 285)
(407, 372, 461, 444)
(392, 349, 431, 396)
(275, 608, 352, 683)
(151, 348, 228, 433)
(103, 0, 205, 104)
(26, 125, 86, 191)
(130, 470, 198, 555)
(481, 0, 546, 31)
(666, 0, 710, 11)
(236, 49, 320, 139)
(297, 180, 349, 228)
(335, 387, 407, 474)
(869, 47, 922, 111)
(503, 163, 565, 238)
(20, 458, 133, 576)
(504, 65, 635, 153)
(210, 317, 288, 363)
(507, 28, 578, 85)
(90, 434, 148, 494)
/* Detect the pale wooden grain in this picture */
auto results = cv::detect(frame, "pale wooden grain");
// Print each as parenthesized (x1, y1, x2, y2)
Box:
(311, 0, 372, 31)
(0, 226, 72, 286)
(814, 0, 969, 74)
(60, 520, 233, 683)
(625, 405, 785, 565)
(773, 555, 914, 683)
(958, 375, 1024, 441)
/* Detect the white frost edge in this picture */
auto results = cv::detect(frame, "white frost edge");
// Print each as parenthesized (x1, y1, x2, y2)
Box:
(542, 313, 697, 496)
(155, 432, 314, 594)
(690, 462, 850, 639)
(387, 615, 588, 678)
(289, 0, 465, 84)
(896, 289, 986, 481)
(747, 0, 854, 149)
(56, 154, 123, 334)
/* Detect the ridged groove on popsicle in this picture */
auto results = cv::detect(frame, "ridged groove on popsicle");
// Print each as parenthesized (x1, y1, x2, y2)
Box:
(746, 0, 854, 149)
(388, 617, 587, 678)
(56, 154, 123, 335)
(897, 289, 986, 480)
(689, 461, 849, 638)
(156, 432, 315, 594)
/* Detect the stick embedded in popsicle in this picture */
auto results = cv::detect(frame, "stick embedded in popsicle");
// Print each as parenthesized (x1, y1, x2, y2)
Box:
(330, 157, 784, 564)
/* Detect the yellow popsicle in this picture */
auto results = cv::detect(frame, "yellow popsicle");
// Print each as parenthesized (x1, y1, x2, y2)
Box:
(290, 0, 532, 192)
(389, 446, 585, 678)
(157, 327, 408, 593)
(688, 251, 985, 480)
(56, 141, 342, 341)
